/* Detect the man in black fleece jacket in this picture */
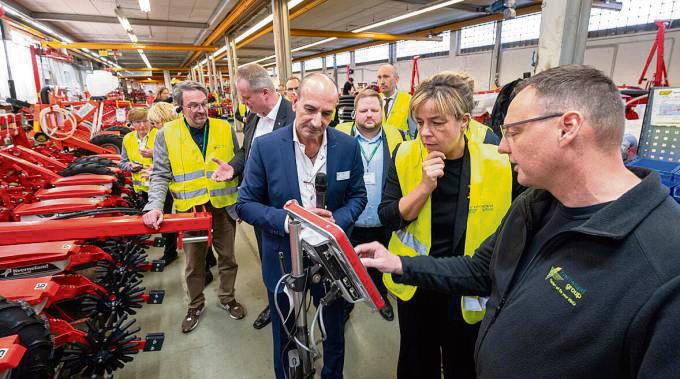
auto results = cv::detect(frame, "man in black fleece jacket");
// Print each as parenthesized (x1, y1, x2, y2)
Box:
(358, 65, 680, 378)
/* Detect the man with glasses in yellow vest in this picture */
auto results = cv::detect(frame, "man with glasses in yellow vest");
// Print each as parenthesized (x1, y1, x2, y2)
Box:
(120, 107, 156, 199)
(143, 80, 247, 334)
(377, 64, 417, 139)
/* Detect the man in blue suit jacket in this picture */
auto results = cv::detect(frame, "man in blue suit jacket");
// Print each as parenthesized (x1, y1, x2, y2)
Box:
(237, 74, 367, 379)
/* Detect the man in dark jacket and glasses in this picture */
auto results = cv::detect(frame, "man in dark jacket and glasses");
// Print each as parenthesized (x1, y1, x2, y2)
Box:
(358, 65, 680, 378)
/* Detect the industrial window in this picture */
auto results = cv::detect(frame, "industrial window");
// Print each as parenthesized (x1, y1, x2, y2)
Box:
(305, 57, 323, 71)
(501, 13, 542, 44)
(589, 0, 680, 32)
(460, 13, 542, 53)
(396, 31, 450, 59)
(459, 21, 496, 51)
(354, 43, 389, 64)
(335, 52, 350, 66)
(292, 62, 301, 73)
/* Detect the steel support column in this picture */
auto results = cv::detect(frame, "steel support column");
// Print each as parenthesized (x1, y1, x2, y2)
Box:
(224, 35, 238, 114)
(272, 0, 292, 83)
(206, 53, 214, 92)
(211, 57, 219, 94)
(163, 70, 172, 90)
(536, 0, 592, 72)
(489, 21, 503, 89)
(388, 42, 397, 65)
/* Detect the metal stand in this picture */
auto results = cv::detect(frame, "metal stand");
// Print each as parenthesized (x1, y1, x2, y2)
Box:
(287, 219, 315, 379)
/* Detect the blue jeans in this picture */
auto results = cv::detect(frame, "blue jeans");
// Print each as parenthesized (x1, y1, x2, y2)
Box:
(268, 282, 346, 379)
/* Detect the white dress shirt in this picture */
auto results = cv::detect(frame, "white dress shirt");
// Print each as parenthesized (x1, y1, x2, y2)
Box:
(252, 95, 282, 145)
(293, 123, 327, 208)
(284, 123, 328, 232)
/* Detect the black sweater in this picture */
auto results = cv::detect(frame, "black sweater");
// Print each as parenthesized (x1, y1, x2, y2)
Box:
(397, 168, 680, 378)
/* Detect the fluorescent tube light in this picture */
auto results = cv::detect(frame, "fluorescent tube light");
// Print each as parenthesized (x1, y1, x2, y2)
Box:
(139, 0, 151, 13)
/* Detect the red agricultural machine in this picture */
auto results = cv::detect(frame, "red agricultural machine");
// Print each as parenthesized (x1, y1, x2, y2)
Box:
(0, 92, 214, 376)
(0, 213, 213, 378)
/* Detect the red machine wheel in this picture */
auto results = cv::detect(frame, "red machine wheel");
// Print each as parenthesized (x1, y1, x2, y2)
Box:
(90, 134, 123, 154)
(0, 297, 53, 378)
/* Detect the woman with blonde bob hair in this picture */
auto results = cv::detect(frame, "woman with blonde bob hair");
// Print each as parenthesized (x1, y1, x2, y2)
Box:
(148, 101, 179, 129)
(377, 72, 515, 378)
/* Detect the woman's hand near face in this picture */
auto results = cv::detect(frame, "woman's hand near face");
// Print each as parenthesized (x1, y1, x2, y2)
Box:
(420, 151, 446, 193)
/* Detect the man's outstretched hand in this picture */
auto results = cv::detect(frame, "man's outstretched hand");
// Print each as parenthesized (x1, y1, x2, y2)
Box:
(211, 158, 235, 182)
(355, 242, 403, 275)
(143, 209, 164, 230)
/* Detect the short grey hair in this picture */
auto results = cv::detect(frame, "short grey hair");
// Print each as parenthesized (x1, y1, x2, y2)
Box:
(514, 64, 625, 148)
(173, 80, 208, 108)
(236, 63, 275, 92)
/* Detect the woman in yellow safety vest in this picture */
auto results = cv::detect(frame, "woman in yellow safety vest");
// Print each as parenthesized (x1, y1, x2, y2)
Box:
(147, 101, 180, 264)
(377, 72, 514, 379)
(120, 107, 157, 198)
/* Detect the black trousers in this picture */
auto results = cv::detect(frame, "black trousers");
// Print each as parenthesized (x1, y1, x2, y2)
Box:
(349, 226, 390, 297)
(397, 289, 479, 379)
(162, 191, 178, 257)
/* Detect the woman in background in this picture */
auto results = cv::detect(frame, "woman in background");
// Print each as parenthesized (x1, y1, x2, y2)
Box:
(147, 102, 179, 265)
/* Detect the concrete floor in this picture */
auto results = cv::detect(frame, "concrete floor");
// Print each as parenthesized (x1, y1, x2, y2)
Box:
(119, 222, 399, 378)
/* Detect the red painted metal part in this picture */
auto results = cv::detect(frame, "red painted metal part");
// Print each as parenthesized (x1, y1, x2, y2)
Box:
(51, 175, 116, 187)
(410, 55, 420, 95)
(47, 318, 89, 347)
(13, 198, 103, 218)
(5, 145, 67, 171)
(35, 185, 112, 200)
(0, 241, 74, 273)
(0, 335, 27, 372)
(638, 20, 670, 88)
(0, 151, 60, 182)
(29, 46, 41, 101)
(0, 212, 213, 246)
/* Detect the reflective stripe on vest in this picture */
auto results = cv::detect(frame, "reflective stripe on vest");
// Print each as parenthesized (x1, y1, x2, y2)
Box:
(173, 170, 205, 182)
(335, 122, 405, 156)
(383, 136, 512, 324)
(164, 117, 238, 211)
(122, 128, 157, 193)
(382, 91, 411, 133)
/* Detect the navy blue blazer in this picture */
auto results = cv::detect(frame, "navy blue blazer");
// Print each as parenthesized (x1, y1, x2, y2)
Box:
(236, 125, 367, 291)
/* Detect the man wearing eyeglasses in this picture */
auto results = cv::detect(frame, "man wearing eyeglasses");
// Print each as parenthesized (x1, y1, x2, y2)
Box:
(358, 65, 680, 377)
(213, 63, 296, 331)
(143, 80, 247, 334)
(285, 76, 301, 103)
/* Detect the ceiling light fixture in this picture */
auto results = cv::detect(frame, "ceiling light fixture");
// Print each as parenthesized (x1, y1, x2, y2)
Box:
(115, 7, 133, 32)
(128, 33, 138, 43)
(353, 0, 463, 32)
(2, 3, 74, 43)
(233, 0, 304, 44)
(138, 0, 151, 13)
(138, 49, 152, 68)
(246, 0, 462, 66)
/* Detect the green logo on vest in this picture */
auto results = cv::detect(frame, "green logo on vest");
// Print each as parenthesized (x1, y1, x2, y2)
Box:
(545, 266, 585, 307)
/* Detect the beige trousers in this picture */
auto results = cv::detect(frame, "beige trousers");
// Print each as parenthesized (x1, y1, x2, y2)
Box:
(184, 204, 237, 309)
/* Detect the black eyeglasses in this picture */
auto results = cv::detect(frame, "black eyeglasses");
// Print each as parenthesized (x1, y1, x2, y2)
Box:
(500, 113, 564, 136)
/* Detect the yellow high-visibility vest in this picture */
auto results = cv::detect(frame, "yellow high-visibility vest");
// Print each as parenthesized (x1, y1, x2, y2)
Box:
(123, 127, 157, 193)
(384, 136, 512, 324)
(381, 91, 411, 133)
(335, 122, 405, 156)
(164, 117, 238, 211)
(465, 119, 494, 145)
